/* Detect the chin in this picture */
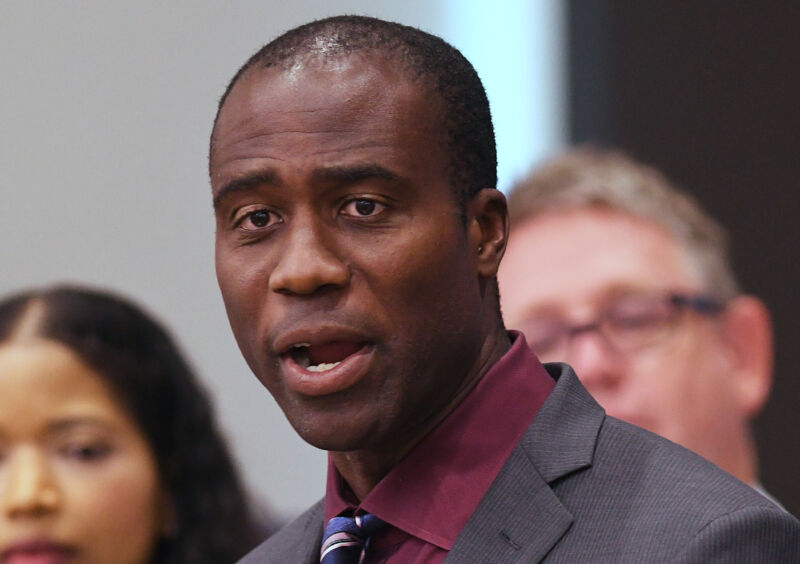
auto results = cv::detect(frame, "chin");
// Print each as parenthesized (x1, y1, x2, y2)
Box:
(292, 416, 381, 453)
(300, 433, 366, 453)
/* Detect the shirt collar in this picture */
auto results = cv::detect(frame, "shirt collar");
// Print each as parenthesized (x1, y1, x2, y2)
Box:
(325, 332, 555, 549)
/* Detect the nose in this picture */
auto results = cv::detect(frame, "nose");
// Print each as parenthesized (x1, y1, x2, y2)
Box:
(565, 330, 626, 394)
(268, 219, 350, 296)
(2, 446, 61, 519)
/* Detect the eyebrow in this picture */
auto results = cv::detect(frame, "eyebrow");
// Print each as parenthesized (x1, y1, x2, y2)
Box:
(213, 170, 280, 211)
(212, 164, 402, 211)
(47, 417, 115, 434)
(310, 164, 400, 184)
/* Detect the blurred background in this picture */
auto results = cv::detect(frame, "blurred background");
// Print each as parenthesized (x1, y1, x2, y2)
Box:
(1, 1, 797, 517)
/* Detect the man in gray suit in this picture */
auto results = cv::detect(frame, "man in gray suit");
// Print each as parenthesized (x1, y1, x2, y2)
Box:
(209, 15, 800, 563)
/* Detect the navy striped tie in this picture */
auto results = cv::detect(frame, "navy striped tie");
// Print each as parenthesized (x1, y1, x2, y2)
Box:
(320, 513, 386, 563)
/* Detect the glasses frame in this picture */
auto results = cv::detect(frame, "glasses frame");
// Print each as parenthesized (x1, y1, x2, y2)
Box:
(524, 291, 725, 360)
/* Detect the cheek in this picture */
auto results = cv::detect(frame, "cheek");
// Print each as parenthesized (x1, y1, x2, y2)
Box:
(217, 252, 252, 316)
(63, 457, 163, 564)
(369, 229, 473, 306)
(357, 233, 482, 383)
(217, 253, 269, 345)
(631, 331, 731, 414)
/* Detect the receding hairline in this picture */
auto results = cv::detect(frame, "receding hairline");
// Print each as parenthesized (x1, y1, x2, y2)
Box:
(213, 15, 455, 116)
(211, 47, 439, 143)
(507, 148, 739, 300)
(209, 51, 449, 192)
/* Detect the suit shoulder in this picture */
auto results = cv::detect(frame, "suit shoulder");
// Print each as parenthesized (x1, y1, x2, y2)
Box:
(596, 416, 778, 514)
(677, 504, 800, 562)
(545, 417, 800, 560)
(596, 417, 797, 531)
(238, 499, 324, 563)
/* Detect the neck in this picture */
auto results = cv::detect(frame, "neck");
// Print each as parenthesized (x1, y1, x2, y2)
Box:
(332, 326, 512, 501)
(719, 428, 760, 486)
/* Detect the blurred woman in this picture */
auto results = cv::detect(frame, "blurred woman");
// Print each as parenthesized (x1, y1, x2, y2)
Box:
(0, 285, 263, 564)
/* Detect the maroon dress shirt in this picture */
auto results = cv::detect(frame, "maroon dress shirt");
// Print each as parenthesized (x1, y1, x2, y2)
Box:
(324, 333, 555, 562)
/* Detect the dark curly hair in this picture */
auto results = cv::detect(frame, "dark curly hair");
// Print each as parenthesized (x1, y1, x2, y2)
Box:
(0, 285, 264, 563)
(210, 14, 497, 212)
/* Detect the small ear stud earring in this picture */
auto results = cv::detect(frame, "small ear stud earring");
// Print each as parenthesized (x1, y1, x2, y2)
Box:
(478, 245, 484, 253)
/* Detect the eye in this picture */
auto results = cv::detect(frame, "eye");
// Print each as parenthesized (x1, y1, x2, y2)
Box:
(340, 198, 386, 218)
(607, 298, 672, 331)
(59, 441, 113, 463)
(233, 206, 282, 232)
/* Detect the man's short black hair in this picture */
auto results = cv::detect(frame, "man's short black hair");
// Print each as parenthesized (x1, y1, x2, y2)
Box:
(211, 15, 497, 209)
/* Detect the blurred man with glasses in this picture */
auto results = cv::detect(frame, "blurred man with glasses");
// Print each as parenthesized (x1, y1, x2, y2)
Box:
(499, 148, 774, 497)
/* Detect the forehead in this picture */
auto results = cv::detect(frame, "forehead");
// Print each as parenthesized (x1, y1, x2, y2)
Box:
(0, 340, 121, 422)
(499, 208, 702, 319)
(210, 54, 446, 192)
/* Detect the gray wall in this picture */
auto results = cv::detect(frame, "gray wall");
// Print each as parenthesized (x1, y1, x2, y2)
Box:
(0, 1, 563, 518)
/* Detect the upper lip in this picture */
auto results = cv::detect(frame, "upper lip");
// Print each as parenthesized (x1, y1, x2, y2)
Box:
(273, 323, 373, 356)
(1, 539, 77, 561)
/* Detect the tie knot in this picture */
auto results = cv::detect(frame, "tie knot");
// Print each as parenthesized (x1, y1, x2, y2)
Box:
(320, 513, 386, 563)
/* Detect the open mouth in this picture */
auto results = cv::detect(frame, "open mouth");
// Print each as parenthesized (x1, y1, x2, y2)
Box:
(288, 341, 368, 372)
(276, 330, 376, 396)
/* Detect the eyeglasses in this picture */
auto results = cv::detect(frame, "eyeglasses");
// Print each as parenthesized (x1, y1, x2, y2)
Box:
(519, 292, 724, 361)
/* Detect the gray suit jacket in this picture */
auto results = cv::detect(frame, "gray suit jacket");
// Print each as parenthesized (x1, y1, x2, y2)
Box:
(240, 364, 800, 562)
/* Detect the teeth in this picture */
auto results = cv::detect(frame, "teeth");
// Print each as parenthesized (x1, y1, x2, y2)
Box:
(287, 344, 341, 372)
(307, 362, 341, 372)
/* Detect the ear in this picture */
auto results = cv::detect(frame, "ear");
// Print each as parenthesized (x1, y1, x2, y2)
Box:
(720, 295, 773, 418)
(467, 188, 509, 279)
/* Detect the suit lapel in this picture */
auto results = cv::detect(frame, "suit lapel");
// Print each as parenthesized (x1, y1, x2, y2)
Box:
(299, 501, 325, 564)
(445, 446, 573, 563)
(446, 364, 605, 563)
(273, 499, 324, 564)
